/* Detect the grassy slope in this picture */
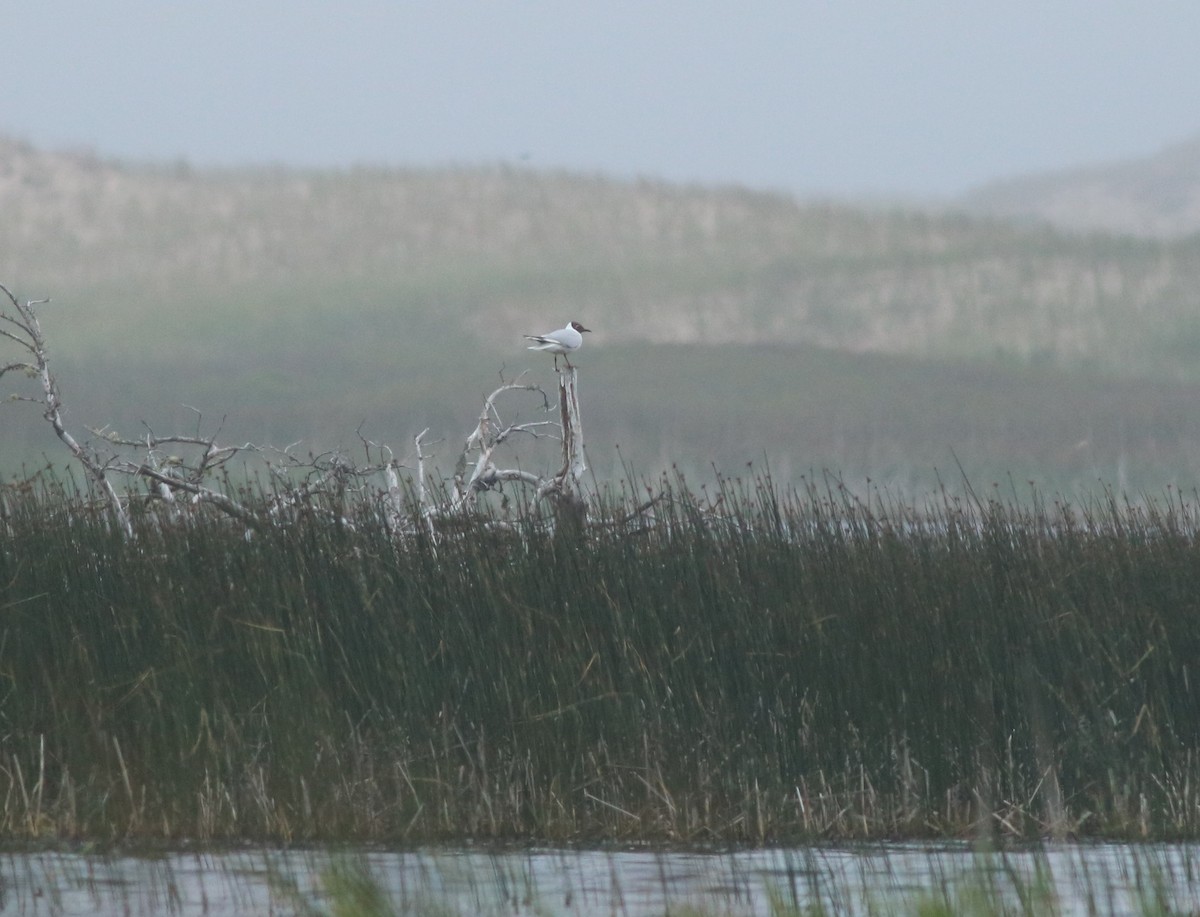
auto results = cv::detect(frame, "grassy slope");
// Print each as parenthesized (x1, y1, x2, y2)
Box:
(4, 138, 1200, 490)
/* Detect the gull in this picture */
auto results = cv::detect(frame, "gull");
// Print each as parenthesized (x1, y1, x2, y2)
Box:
(525, 320, 591, 369)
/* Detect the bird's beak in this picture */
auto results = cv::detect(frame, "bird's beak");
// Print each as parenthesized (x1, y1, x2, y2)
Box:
(581, 326, 592, 333)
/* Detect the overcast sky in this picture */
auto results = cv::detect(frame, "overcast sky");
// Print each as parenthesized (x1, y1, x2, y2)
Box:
(5, 1, 1200, 199)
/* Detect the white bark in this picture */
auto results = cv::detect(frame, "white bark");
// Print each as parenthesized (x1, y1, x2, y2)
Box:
(1, 284, 134, 539)
(2, 283, 593, 540)
(438, 365, 589, 530)
(536, 366, 588, 522)
(451, 376, 552, 511)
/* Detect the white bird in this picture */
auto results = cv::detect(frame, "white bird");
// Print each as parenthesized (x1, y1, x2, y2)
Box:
(525, 320, 591, 369)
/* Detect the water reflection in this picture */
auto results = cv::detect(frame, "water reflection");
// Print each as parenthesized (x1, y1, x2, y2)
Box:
(2, 842, 1198, 915)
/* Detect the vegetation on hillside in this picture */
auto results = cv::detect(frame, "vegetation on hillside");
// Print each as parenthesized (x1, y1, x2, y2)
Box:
(964, 133, 1200, 238)
(4, 135, 1200, 377)
(4, 136, 1200, 490)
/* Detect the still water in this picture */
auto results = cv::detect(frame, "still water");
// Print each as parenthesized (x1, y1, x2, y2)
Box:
(2, 842, 1198, 915)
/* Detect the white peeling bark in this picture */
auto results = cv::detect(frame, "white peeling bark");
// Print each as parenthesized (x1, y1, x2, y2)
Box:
(0, 284, 134, 539)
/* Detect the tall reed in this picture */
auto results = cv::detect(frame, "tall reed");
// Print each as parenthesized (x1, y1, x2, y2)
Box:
(0, 471, 1197, 843)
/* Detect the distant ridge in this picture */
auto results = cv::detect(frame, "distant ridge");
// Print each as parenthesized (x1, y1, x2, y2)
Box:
(2, 133, 1200, 384)
(962, 134, 1200, 238)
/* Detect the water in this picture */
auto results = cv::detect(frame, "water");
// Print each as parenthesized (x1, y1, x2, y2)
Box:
(1, 842, 1197, 915)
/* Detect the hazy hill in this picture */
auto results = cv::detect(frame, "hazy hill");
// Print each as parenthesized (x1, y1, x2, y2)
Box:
(963, 134, 1200, 238)
(5, 134, 1200, 377)
(3, 136, 1200, 493)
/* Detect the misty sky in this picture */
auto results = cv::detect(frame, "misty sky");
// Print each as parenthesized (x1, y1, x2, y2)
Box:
(5, 1, 1200, 199)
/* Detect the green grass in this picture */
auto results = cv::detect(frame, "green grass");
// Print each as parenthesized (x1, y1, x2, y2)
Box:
(1, 469, 1199, 845)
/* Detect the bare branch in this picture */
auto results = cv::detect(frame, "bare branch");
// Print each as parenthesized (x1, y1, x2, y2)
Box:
(2, 283, 594, 541)
(124, 461, 263, 530)
(0, 284, 133, 539)
(452, 375, 549, 510)
(1, 361, 37, 378)
(476, 466, 541, 490)
(0, 329, 37, 352)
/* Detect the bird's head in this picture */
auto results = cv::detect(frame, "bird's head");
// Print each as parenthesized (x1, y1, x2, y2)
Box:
(570, 321, 591, 334)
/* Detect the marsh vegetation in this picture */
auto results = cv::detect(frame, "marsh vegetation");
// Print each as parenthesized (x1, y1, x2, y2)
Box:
(1, 467, 1198, 847)
(5, 139, 1200, 915)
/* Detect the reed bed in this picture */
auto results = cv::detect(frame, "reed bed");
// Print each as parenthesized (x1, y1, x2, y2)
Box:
(0, 471, 1198, 844)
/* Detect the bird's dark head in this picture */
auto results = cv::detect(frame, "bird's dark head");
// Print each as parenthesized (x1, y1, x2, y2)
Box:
(571, 321, 591, 333)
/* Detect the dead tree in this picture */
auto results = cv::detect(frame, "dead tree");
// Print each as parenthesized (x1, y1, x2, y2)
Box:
(92, 419, 263, 531)
(450, 375, 550, 509)
(538, 366, 589, 530)
(418, 366, 589, 531)
(0, 284, 134, 539)
(0, 286, 281, 535)
(3, 283, 591, 540)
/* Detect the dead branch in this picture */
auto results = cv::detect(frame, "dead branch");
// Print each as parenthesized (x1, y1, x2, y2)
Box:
(437, 364, 591, 530)
(411, 427, 437, 538)
(0, 284, 134, 539)
(535, 366, 589, 525)
(2, 282, 595, 541)
(451, 375, 551, 510)
(126, 461, 263, 530)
